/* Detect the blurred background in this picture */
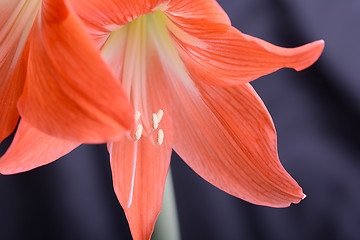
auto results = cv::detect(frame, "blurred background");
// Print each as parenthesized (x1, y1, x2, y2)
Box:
(1, 0, 360, 239)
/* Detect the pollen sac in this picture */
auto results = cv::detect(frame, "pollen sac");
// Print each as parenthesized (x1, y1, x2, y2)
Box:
(156, 109, 164, 122)
(135, 124, 143, 141)
(135, 111, 141, 122)
(157, 129, 164, 146)
(152, 113, 159, 130)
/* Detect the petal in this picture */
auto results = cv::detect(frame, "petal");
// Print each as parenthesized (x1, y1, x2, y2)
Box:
(18, 0, 134, 143)
(0, 119, 79, 175)
(0, 47, 26, 144)
(108, 136, 172, 240)
(105, 32, 174, 239)
(0, 0, 41, 143)
(167, 16, 324, 86)
(166, 0, 231, 25)
(105, 28, 174, 238)
(170, 80, 304, 207)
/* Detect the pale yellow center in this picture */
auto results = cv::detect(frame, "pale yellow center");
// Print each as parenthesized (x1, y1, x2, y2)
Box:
(0, 0, 41, 71)
(101, 11, 198, 137)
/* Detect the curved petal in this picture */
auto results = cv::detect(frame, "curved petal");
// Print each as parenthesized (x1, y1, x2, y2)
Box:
(166, 0, 230, 25)
(0, 119, 79, 175)
(108, 136, 172, 240)
(105, 29, 174, 238)
(170, 79, 304, 207)
(0, 0, 41, 143)
(18, 0, 134, 143)
(0, 47, 26, 144)
(167, 16, 324, 86)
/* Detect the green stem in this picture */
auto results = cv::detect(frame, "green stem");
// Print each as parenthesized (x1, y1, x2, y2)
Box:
(151, 169, 181, 240)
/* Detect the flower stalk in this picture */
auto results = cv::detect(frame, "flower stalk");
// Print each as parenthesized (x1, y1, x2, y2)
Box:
(152, 169, 181, 240)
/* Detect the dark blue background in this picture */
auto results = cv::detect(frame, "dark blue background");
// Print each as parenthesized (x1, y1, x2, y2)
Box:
(1, 0, 359, 239)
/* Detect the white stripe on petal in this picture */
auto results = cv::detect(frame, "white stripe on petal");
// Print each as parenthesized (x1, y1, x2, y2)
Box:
(0, 0, 41, 72)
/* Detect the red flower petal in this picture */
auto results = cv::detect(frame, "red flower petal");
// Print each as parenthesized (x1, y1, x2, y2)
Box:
(108, 136, 172, 240)
(106, 41, 173, 239)
(18, 0, 134, 143)
(167, 16, 324, 85)
(167, 0, 230, 25)
(170, 80, 304, 207)
(0, 119, 79, 175)
(0, 1, 41, 143)
(0, 47, 26, 143)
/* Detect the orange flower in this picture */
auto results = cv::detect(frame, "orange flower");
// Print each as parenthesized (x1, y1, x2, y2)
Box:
(0, 0, 134, 144)
(0, 1, 324, 240)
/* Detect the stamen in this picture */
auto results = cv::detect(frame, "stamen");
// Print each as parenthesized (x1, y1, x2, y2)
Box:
(135, 124, 143, 140)
(135, 111, 141, 122)
(156, 109, 164, 123)
(157, 129, 164, 146)
(152, 113, 159, 130)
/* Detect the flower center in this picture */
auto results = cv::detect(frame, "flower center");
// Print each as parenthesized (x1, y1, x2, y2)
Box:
(101, 10, 198, 138)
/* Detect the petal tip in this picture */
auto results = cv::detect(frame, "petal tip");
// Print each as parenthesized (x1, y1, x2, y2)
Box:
(313, 39, 325, 53)
(302, 193, 307, 200)
(314, 39, 325, 52)
(293, 39, 325, 71)
(288, 191, 306, 206)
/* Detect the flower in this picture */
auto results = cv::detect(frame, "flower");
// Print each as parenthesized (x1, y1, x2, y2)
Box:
(0, 0, 324, 240)
(0, 0, 134, 144)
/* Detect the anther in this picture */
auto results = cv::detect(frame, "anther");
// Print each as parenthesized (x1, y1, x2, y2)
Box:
(156, 109, 164, 123)
(157, 129, 164, 146)
(152, 114, 159, 130)
(135, 124, 143, 141)
(135, 111, 141, 122)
